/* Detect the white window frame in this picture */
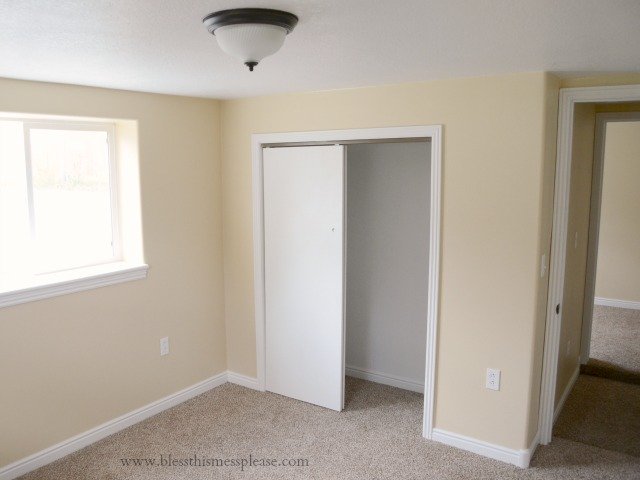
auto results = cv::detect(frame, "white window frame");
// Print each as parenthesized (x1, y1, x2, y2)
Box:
(0, 116, 148, 308)
(22, 120, 122, 273)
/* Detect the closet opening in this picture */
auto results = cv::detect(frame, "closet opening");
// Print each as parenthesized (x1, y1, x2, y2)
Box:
(252, 125, 442, 439)
(344, 142, 430, 415)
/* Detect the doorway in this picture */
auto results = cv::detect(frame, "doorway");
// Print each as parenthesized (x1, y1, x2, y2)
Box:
(553, 110, 640, 457)
(580, 112, 640, 380)
(251, 126, 442, 439)
(539, 85, 640, 447)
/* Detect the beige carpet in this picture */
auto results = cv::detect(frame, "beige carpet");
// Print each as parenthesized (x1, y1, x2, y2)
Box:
(554, 374, 640, 457)
(21, 378, 640, 479)
(553, 306, 640, 459)
(582, 305, 640, 384)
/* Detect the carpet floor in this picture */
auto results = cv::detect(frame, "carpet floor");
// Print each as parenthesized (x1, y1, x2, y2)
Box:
(582, 305, 640, 384)
(21, 377, 640, 480)
(553, 305, 640, 459)
(554, 374, 640, 457)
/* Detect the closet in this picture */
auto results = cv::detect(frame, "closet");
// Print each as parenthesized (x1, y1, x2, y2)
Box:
(263, 140, 431, 411)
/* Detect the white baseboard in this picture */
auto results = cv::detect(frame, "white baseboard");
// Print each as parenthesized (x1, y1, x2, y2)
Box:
(553, 365, 580, 423)
(0, 371, 232, 480)
(227, 371, 263, 391)
(594, 297, 640, 310)
(432, 428, 537, 468)
(345, 365, 424, 393)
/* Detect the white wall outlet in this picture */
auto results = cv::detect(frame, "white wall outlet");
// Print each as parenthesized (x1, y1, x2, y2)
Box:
(540, 254, 547, 278)
(160, 337, 169, 356)
(486, 368, 501, 391)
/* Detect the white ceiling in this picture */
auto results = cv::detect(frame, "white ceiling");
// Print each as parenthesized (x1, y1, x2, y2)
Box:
(1, 0, 639, 99)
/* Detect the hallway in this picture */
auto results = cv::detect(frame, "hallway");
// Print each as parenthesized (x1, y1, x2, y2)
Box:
(554, 305, 640, 459)
(582, 305, 640, 384)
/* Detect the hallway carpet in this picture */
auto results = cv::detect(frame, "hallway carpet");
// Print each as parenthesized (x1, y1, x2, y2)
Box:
(582, 305, 640, 384)
(554, 374, 640, 457)
(20, 378, 640, 479)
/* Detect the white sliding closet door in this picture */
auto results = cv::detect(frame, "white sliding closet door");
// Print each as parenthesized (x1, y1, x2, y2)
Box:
(263, 145, 345, 411)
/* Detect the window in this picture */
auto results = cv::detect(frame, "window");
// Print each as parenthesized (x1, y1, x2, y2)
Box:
(0, 116, 146, 306)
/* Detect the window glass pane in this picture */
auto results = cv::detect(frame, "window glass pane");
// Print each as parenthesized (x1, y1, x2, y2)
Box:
(0, 121, 31, 281)
(29, 128, 115, 272)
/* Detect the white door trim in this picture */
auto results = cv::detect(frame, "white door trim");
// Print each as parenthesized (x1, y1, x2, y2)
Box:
(538, 84, 640, 445)
(251, 125, 442, 439)
(580, 111, 640, 364)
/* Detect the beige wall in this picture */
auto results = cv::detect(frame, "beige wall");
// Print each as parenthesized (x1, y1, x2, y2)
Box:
(220, 72, 559, 450)
(595, 120, 640, 302)
(561, 73, 640, 89)
(555, 104, 595, 405)
(2, 70, 639, 469)
(528, 73, 560, 441)
(0, 78, 226, 467)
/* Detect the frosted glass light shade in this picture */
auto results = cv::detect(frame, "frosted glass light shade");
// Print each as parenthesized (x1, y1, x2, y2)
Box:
(215, 24, 287, 65)
(202, 9, 298, 71)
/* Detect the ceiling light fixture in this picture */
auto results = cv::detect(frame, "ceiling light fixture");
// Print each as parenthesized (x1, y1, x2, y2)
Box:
(202, 8, 298, 71)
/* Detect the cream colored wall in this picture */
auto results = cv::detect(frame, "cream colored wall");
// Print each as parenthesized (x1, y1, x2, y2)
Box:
(595, 120, 640, 302)
(2, 70, 638, 469)
(0, 78, 226, 467)
(555, 104, 595, 405)
(220, 72, 558, 450)
(527, 73, 560, 443)
(561, 74, 640, 89)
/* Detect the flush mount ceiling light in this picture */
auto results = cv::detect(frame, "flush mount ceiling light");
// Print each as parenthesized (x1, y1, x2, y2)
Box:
(203, 8, 298, 71)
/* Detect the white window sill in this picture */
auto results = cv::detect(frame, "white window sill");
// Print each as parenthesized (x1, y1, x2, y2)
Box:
(0, 262, 148, 309)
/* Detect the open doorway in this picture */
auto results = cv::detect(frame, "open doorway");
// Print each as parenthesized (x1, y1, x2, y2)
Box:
(344, 142, 430, 410)
(545, 102, 640, 458)
(539, 86, 640, 447)
(580, 113, 640, 385)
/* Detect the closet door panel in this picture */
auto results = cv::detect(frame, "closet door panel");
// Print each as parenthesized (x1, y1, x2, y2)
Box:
(263, 145, 344, 411)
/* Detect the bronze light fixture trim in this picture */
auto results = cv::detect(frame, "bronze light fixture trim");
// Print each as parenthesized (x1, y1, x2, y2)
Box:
(203, 8, 299, 71)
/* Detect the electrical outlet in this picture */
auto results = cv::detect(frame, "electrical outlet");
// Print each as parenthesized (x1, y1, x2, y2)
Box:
(160, 337, 169, 356)
(486, 368, 501, 391)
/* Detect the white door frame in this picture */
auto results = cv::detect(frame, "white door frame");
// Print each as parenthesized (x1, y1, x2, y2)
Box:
(251, 125, 442, 439)
(538, 85, 640, 445)
(580, 111, 640, 365)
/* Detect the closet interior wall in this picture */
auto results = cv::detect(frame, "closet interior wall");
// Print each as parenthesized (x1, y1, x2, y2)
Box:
(345, 141, 431, 391)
